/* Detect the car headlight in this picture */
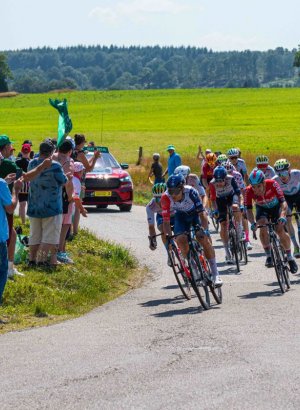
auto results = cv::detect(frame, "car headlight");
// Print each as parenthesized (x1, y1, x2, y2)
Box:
(120, 176, 132, 182)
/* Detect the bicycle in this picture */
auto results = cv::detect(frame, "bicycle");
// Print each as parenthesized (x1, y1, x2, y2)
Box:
(253, 221, 290, 294)
(228, 207, 241, 273)
(208, 208, 219, 233)
(167, 240, 192, 300)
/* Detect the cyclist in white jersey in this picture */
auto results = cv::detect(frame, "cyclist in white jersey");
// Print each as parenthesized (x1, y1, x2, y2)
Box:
(227, 148, 249, 184)
(273, 159, 300, 257)
(256, 155, 276, 179)
(174, 165, 206, 205)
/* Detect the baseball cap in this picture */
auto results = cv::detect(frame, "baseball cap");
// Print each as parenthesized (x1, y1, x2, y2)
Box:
(205, 149, 212, 154)
(166, 144, 175, 151)
(21, 143, 31, 153)
(39, 141, 54, 154)
(23, 139, 33, 146)
(73, 162, 85, 173)
(0, 135, 13, 147)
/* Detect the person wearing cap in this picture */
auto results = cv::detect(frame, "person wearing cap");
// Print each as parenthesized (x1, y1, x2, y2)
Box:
(0, 135, 53, 277)
(15, 144, 32, 224)
(148, 153, 164, 184)
(162, 145, 181, 178)
(17, 140, 34, 159)
(27, 141, 68, 267)
(52, 139, 75, 264)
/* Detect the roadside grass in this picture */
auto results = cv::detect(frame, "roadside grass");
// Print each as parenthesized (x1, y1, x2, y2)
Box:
(0, 219, 141, 334)
(1, 88, 300, 165)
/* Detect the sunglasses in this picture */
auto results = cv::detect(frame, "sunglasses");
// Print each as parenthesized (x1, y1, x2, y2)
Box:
(168, 187, 182, 195)
(229, 156, 238, 160)
(278, 171, 289, 177)
(215, 179, 225, 183)
(257, 164, 268, 169)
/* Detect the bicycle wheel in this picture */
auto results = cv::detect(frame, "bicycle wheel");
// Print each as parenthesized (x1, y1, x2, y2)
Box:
(279, 246, 290, 289)
(199, 253, 223, 304)
(239, 240, 248, 265)
(271, 243, 287, 294)
(229, 227, 240, 273)
(168, 247, 192, 300)
(210, 214, 219, 233)
(188, 251, 210, 310)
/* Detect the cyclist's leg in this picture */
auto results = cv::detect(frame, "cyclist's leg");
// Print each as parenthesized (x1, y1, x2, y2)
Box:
(231, 198, 243, 240)
(256, 205, 272, 266)
(285, 202, 300, 256)
(217, 197, 231, 262)
(173, 213, 189, 259)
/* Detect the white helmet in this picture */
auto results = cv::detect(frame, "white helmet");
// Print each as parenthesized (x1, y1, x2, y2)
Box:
(174, 165, 191, 178)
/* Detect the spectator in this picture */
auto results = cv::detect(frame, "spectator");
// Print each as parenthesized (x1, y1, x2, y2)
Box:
(148, 153, 164, 184)
(52, 139, 75, 264)
(15, 144, 31, 224)
(0, 178, 22, 303)
(88, 141, 95, 147)
(0, 135, 52, 277)
(72, 162, 88, 217)
(27, 141, 67, 267)
(162, 145, 181, 178)
(17, 140, 34, 159)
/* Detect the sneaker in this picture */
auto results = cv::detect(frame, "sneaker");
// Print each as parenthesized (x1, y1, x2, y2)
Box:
(265, 256, 274, 268)
(225, 255, 234, 265)
(213, 275, 223, 287)
(57, 252, 74, 264)
(293, 246, 300, 258)
(8, 267, 25, 278)
(288, 259, 298, 274)
(246, 241, 253, 251)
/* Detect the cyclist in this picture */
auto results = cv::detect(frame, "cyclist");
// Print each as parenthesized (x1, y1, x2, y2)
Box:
(273, 159, 300, 258)
(210, 166, 242, 264)
(227, 148, 249, 184)
(161, 174, 222, 286)
(256, 155, 276, 179)
(216, 154, 228, 166)
(224, 160, 253, 250)
(245, 168, 298, 273)
(201, 152, 217, 188)
(146, 183, 175, 265)
(174, 165, 206, 205)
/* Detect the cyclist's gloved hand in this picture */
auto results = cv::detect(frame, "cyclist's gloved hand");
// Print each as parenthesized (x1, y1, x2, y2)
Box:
(250, 222, 256, 232)
(203, 229, 210, 237)
(240, 205, 244, 212)
(148, 235, 157, 250)
(278, 216, 287, 225)
(213, 210, 219, 219)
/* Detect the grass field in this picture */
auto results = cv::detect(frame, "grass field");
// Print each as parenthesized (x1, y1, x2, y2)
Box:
(1, 88, 300, 165)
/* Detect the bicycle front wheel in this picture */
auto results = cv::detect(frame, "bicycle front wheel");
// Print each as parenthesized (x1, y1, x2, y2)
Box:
(188, 251, 210, 310)
(271, 243, 287, 294)
(169, 247, 191, 300)
(229, 227, 240, 273)
(199, 253, 223, 304)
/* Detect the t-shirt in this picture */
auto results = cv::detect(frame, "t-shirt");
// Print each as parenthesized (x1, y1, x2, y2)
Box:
(0, 159, 22, 192)
(27, 159, 67, 218)
(151, 162, 163, 179)
(72, 175, 82, 197)
(0, 178, 12, 242)
(167, 153, 181, 176)
(15, 157, 30, 172)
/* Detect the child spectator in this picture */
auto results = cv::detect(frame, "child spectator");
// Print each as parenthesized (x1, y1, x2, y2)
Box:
(15, 144, 31, 224)
(148, 153, 164, 184)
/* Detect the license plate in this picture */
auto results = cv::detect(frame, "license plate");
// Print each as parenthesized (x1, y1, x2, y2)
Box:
(95, 191, 111, 197)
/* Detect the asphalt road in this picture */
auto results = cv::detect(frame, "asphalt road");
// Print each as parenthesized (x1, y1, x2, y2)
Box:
(1, 205, 300, 409)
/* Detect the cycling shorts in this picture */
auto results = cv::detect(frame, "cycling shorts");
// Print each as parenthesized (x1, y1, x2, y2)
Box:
(174, 211, 201, 236)
(285, 193, 300, 213)
(156, 214, 174, 228)
(216, 195, 234, 223)
(256, 204, 280, 223)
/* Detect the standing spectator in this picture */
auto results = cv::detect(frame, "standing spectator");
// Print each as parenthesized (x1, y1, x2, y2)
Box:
(72, 162, 88, 217)
(162, 145, 181, 178)
(52, 139, 75, 264)
(27, 141, 67, 266)
(148, 153, 164, 184)
(0, 178, 22, 303)
(17, 140, 34, 159)
(15, 144, 31, 224)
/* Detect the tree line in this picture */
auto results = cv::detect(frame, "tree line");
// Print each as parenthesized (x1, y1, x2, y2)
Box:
(1, 45, 300, 93)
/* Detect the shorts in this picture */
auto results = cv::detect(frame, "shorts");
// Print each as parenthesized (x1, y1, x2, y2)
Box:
(174, 211, 201, 236)
(28, 214, 63, 246)
(18, 193, 28, 203)
(62, 202, 74, 225)
(216, 195, 234, 223)
(6, 213, 13, 247)
(256, 204, 280, 223)
(285, 193, 300, 213)
(156, 214, 174, 229)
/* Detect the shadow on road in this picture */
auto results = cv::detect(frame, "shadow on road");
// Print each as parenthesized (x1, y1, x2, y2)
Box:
(247, 252, 266, 258)
(152, 306, 202, 317)
(140, 296, 186, 307)
(239, 287, 282, 299)
(84, 207, 120, 214)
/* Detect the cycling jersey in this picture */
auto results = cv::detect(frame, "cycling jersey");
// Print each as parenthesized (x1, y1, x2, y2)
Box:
(272, 170, 300, 196)
(201, 162, 215, 183)
(245, 179, 285, 209)
(233, 158, 247, 179)
(231, 170, 245, 191)
(263, 165, 276, 179)
(209, 175, 241, 201)
(187, 174, 206, 197)
(161, 186, 204, 222)
(146, 198, 163, 225)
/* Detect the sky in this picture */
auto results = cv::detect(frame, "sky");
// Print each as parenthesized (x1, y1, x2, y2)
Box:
(1, 0, 300, 52)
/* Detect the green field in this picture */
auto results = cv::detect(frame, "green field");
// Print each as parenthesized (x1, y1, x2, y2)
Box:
(1, 88, 300, 164)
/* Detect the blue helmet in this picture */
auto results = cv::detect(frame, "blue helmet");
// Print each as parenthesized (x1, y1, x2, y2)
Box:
(167, 174, 185, 189)
(249, 168, 265, 185)
(213, 166, 227, 180)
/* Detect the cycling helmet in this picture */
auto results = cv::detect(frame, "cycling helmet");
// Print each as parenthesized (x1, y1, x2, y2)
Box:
(174, 165, 191, 178)
(227, 148, 239, 158)
(167, 174, 185, 189)
(249, 168, 265, 185)
(213, 166, 227, 180)
(206, 152, 217, 166)
(274, 158, 290, 172)
(224, 160, 234, 173)
(152, 153, 160, 160)
(256, 155, 269, 165)
(152, 183, 167, 197)
(216, 154, 228, 165)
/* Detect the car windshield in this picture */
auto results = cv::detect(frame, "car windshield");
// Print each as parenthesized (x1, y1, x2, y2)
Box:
(85, 152, 120, 172)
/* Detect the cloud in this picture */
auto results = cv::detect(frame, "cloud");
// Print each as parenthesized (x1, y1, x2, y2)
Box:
(198, 32, 261, 51)
(89, 0, 203, 24)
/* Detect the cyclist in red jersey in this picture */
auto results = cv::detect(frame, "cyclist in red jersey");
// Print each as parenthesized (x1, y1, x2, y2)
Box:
(245, 168, 298, 273)
(201, 152, 217, 188)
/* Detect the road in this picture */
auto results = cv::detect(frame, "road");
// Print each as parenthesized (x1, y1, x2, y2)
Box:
(1, 205, 300, 409)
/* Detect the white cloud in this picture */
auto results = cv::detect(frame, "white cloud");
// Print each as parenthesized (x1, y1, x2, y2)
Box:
(198, 32, 261, 51)
(89, 0, 203, 24)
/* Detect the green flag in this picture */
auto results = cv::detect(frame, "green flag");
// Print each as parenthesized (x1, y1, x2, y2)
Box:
(49, 98, 73, 147)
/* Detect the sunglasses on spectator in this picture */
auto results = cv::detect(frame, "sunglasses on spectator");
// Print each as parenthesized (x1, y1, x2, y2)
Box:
(168, 187, 182, 195)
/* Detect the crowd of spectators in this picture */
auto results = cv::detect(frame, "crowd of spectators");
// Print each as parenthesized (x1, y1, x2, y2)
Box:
(0, 133, 100, 303)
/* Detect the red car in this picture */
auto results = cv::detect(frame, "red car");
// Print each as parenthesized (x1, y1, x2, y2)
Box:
(82, 147, 133, 212)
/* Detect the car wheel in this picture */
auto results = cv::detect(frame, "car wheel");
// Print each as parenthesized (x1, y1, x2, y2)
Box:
(119, 204, 132, 212)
